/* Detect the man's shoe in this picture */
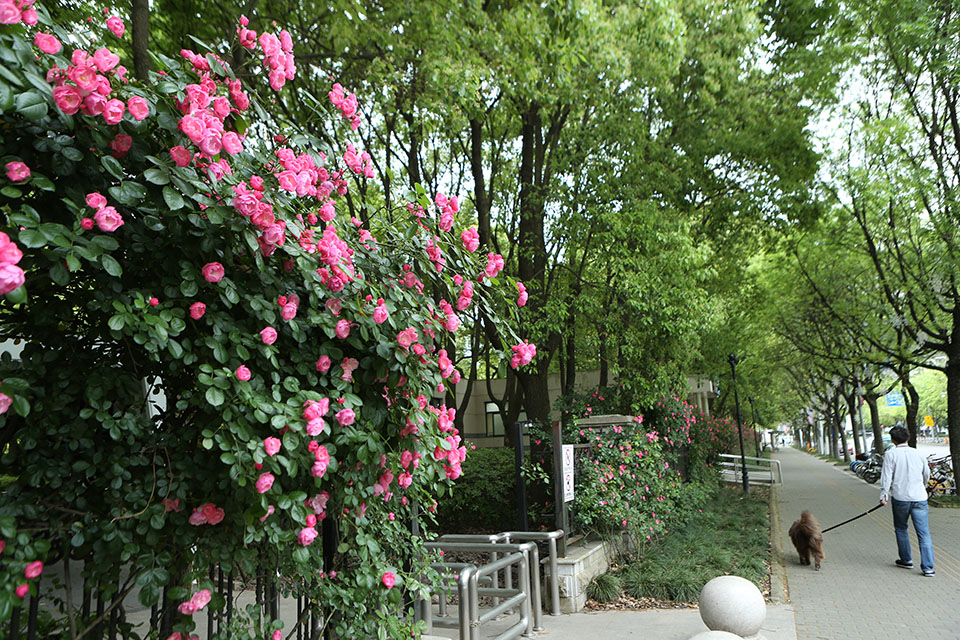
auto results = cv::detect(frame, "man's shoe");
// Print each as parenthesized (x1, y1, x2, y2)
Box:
(923, 571, 936, 577)
(895, 559, 914, 569)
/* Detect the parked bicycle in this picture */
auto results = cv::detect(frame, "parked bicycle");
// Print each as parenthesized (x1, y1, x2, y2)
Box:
(849, 451, 883, 484)
(926, 455, 956, 496)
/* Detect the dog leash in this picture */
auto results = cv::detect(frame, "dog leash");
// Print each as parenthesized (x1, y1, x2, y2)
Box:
(821, 503, 884, 534)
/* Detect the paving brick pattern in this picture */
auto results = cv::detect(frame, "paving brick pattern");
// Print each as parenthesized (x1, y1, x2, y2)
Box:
(773, 447, 960, 639)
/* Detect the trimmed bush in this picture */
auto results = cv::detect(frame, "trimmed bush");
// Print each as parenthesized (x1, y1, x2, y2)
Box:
(435, 446, 518, 533)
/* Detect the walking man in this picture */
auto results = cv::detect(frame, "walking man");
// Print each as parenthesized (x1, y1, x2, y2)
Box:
(879, 426, 935, 576)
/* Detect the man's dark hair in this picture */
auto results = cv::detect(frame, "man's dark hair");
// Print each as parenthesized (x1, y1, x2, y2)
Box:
(890, 426, 909, 444)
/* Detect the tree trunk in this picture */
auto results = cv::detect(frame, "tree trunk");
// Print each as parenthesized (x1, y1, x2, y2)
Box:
(598, 331, 608, 388)
(563, 318, 576, 397)
(903, 376, 920, 447)
(469, 117, 491, 249)
(946, 342, 960, 488)
(844, 391, 862, 457)
(131, 0, 150, 82)
(865, 394, 884, 453)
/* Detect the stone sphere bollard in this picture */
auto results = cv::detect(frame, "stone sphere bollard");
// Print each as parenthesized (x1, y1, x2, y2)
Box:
(698, 575, 765, 638)
(689, 632, 743, 640)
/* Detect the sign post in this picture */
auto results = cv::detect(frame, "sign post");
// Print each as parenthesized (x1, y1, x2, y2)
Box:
(562, 444, 575, 503)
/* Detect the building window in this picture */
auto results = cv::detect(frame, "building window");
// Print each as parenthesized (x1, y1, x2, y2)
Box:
(484, 403, 527, 438)
(485, 402, 504, 437)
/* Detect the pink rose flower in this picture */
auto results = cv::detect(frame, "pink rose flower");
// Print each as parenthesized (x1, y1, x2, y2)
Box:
(260, 326, 278, 345)
(5, 161, 30, 183)
(34, 32, 61, 54)
(255, 472, 275, 494)
(93, 48, 120, 72)
(170, 145, 192, 167)
(316, 355, 331, 372)
(381, 572, 396, 589)
(94, 206, 124, 232)
(222, 131, 243, 155)
(0, 0, 21, 24)
(373, 302, 388, 324)
(335, 319, 351, 339)
(110, 133, 132, 158)
(53, 85, 83, 115)
(15, 584, 28, 599)
(127, 96, 149, 121)
(335, 408, 355, 426)
(106, 15, 125, 38)
(298, 526, 318, 546)
(148, 297, 159, 307)
(24, 561, 43, 579)
(0, 393, 12, 415)
(102, 99, 125, 125)
(280, 302, 298, 320)
(0, 264, 25, 295)
(461, 227, 480, 252)
(235, 365, 251, 381)
(189, 302, 206, 319)
(201, 262, 224, 283)
(263, 437, 281, 456)
(80, 218, 94, 230)
(86, 192, 107, 209)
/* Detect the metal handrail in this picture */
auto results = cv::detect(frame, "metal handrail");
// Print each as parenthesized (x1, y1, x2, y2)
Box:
(426, 541, 537, 638)
(499, 530, 563, 617)
(430, 562, 477, 640)
(718, 453, 783, 485)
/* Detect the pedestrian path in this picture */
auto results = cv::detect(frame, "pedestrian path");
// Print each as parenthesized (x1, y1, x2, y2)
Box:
(772, 447, 960, 640)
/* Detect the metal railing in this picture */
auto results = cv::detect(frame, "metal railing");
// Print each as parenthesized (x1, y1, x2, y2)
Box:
(425, 541, 535, 640)
(717, 453, 783, 486)
(438, 529, 563, 620)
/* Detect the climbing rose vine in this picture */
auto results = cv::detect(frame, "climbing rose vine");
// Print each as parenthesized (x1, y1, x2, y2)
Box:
(0, 3, 533, 638)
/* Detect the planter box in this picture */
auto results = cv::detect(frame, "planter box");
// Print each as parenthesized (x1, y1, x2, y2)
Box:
(545, 537, 613, 613)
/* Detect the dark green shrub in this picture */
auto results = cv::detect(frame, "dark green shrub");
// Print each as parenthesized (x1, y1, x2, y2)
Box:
(586, 572, 622, 603)
(435, 446, 518, 533)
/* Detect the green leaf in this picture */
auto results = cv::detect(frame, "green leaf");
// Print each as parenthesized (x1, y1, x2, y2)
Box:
(101, 254, 122, 277)
(101, 156, 124, 180)
(180, 280, 198, 297)
(12, 395, 29, 417)
(61, 147, 84, 162)
(15, 90, 47, 120)
(137, 583, 159, 608)
(17, 229, 45, 248)
(144, 168, 170, 185)
(65, 254, 81, 272)
(108, 315, 125, 331)
(163, 186, 185, 211)
(1, 186, 22, 198)
(205, 387, 225, 407)
(49, 262, 68, 285)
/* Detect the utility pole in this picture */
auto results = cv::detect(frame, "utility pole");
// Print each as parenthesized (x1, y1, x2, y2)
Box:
(728, 354, 749, 494)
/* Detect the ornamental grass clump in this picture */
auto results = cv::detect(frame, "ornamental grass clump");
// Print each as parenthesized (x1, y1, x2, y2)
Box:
(0, 4, 533, 637)
(586, 571, 622, 604)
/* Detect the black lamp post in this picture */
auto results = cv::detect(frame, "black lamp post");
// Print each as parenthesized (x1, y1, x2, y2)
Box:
(513, 420, 533, 530)
(728, 354, 749, 493)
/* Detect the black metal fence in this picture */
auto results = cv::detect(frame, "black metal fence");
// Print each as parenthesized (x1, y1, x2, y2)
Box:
(6, 556, 327, 640)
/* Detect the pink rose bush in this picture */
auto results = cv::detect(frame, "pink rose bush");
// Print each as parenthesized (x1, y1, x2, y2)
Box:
(0, 4, 533, 637)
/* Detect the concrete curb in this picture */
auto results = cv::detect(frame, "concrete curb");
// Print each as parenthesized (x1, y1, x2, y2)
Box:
(768, 482, 789, 605)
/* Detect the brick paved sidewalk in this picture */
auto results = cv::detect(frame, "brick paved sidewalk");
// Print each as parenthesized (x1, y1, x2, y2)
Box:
(772, 447, 960, 640)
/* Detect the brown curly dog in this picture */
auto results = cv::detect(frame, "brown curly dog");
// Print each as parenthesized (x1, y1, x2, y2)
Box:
(788, 510, 824, 570)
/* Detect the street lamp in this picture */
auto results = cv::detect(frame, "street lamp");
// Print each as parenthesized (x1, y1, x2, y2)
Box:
(728, 354, 749, 494)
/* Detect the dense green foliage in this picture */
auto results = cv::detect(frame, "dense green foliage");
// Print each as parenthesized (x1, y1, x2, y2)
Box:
(434, 446, 518, 533)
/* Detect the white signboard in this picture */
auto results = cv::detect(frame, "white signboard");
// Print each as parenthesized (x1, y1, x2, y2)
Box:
(562, 444, 575, 503)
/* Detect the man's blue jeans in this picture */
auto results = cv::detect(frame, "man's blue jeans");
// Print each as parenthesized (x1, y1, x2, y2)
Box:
(891, 498, 935, 573)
